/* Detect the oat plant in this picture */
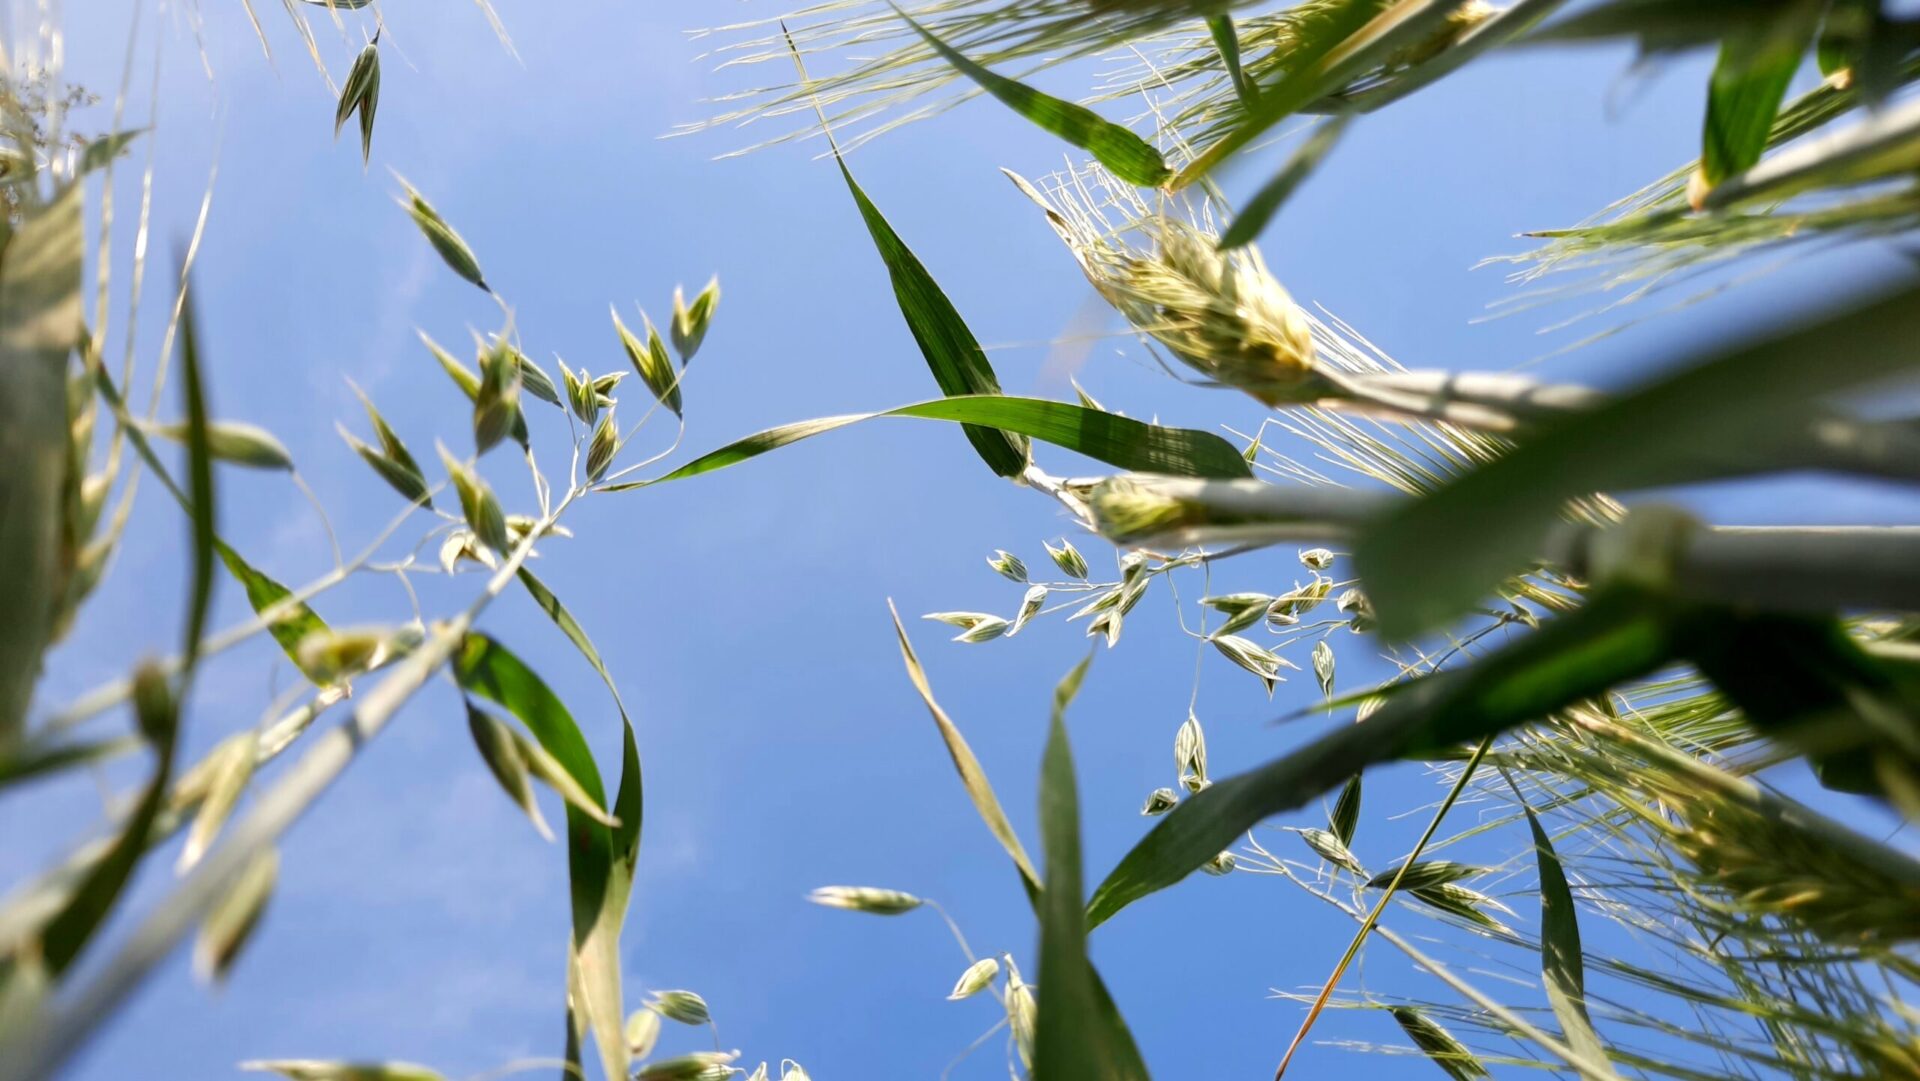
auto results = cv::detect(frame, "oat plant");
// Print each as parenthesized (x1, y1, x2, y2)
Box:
(0, 11, 806, 1081)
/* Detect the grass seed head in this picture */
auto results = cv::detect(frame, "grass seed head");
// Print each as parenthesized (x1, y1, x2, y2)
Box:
(948, 956, 999, 1000)
(987, 549, 1028, 582)
(671, 276, 720, 361)
(1175, 712, 1208, 793)
(586, 409, 618, 483)
(646, 989, 711, 1026)
(624, 1007, 662, 1058)
(807, 885, 925, 915)
(1044, 537, 1090, 579)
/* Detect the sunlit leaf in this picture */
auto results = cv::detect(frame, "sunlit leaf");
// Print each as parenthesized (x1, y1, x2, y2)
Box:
(1515, 798, 1610, 1071)
(828, 142, 1030, 477)
(618, 396, 1250, 490)
(901, 11, 1168, 187)
(1218, 115, 1352, 249)
(453, 635, 629, 1081)
(1700, 6, 1818, 190)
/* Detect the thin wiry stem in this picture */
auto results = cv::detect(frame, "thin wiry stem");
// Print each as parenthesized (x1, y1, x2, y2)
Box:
(38, 484, 436, 735)
(1273, 734, 1497, 1080)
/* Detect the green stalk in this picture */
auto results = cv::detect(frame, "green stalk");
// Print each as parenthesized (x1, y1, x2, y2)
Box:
(1272, 734, 1494, 1080)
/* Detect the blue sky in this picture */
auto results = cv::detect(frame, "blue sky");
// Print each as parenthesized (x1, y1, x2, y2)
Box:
(13, 2, 1920, 1079)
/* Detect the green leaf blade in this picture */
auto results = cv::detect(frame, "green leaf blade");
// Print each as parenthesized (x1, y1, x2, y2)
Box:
(1702, 11, 1818, 186)
(452, 635, 627, 1081)
(1520, 801, 1610, 1071)
(632, 396, 1250, 488)
(834, 159, 1030, 478)
(901, 11, 1169, 187)
(1033, 658, 1103, 1081)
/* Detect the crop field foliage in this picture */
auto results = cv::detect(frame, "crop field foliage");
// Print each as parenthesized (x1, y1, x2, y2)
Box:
(3, 2, 1920, 1080)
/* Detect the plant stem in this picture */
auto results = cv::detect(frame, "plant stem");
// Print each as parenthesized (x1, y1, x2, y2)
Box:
(1272, 733, 1494, 1080)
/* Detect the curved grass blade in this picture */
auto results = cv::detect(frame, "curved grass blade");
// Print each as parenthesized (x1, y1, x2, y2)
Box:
(838, 189, 1029, 476)
(1209, 14, 1257, 108)
(515, 569, 633, 724)
(898, 9, 1168, 188)
(1034, 659, 1105, 1081)
(453, 635, 629, 1081)
(1219, 115, 1352, 250)
(1700, 10, 1818, 191)
(1086, 588, 1675, 929)
(617, 396, 1249, 490)
(817, 99, 1029, 478)
(1506, 784, 1610, 1072)
(888, 612, 1146, 1076)
(888, 603, 1039, 895)
(89, 361, 337, 688)
(1355, 280, 1920, 639)
(512, 568, 642, 863)
(175, 269, 217, 668)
